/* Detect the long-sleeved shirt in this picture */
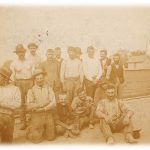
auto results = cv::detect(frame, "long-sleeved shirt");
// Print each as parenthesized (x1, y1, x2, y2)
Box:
(82, 56, 102, 81)
(39, 59, 60, 88)
(27, 84, 56, 111)
(0, 84, 21, 113)
(60, 58, 83, 83)
(71, 96, 93, 116)
(10, 59, 33, 81)
(96, 98, 133, 120)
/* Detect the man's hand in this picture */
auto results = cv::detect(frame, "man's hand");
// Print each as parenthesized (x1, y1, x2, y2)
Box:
(104, 115, 112, 124)
(122, 116, 130, 125)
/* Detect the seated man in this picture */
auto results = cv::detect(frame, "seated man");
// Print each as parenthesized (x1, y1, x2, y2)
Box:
(96, 83, 138, 144)
(0, 66, 21, 143)
(71, 88, 95, 133)
(26, 69, 56, 143)
(55, 91, 78, 138)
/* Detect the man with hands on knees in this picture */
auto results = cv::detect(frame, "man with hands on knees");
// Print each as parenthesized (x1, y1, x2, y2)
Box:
(26, 69, 56, 143)
(96, 83, 138, 144)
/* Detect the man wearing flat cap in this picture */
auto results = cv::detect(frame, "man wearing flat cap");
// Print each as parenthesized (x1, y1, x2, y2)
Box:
(0, 66, 21, 143)
(10, 44, 34, 130)
(60, 47, 83, 107)
(26, 68, 56, 143)
(39, 49, 60, 96)
(27, 42, 41, 68)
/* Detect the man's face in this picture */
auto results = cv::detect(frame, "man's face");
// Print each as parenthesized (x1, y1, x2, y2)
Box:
(35, 74, 45, 87)
(100, 51, 107, 60)
(106, 88, 116, 100)
(113, 55, 120, 64)
(29, 47, 37, 55)
(58, 94, 67, 105)
(78, 91, 86, 101)
(47, 51, 55, 60)
(16, 51, 26, 59)
(55, 49, 61, 58)
(68, 50, 76, 59)
(87, 48, 95, 58)
(0, 74, 6, 86)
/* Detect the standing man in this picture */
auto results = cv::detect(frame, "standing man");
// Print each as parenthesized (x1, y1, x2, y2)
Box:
(60, 47, 83, 106)
(27, 42, 41, 69)
(82, 46, 102, 98)
(26, 69, 56, 143)
(0, 66, 21, 143)
(107, 53, 125, 98)
(39, 49, 60, 93)
(75, 47, 82, 61)
(100, 49, 111, 78)
(10, 44, 33, 130)
(96, 84, 138, 144)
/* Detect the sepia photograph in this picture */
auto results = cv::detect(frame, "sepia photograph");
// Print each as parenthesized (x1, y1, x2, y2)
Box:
(0, 1, 150, 145)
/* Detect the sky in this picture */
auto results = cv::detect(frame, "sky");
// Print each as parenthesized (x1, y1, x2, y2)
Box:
(0, 6, 150, 64)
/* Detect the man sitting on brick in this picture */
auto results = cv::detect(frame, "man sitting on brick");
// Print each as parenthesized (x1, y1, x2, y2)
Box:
(55, 91, 78, 138)
(96, 83, 138, 144)
(71, 88, 95, 133)
(26, 69, 56, 143)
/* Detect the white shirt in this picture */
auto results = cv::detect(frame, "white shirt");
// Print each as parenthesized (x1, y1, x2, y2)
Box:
(10, 59, 33, 81)
(0, 84, 21, 109)
(60, 58, 83, 82)
(82, 56, 102, 81)
(27, 84, 56, 110)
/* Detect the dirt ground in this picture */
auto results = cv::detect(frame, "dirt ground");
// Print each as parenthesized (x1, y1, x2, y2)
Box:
(13, 96, 150, 145)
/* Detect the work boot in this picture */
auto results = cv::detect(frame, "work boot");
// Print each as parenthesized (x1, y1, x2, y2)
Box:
(133, 130, 141, 139)
(106, 137, 115, 144)
(125, 133, 138, 144)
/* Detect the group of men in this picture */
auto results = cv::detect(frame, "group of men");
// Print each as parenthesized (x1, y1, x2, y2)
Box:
(0, 43, 139, 144)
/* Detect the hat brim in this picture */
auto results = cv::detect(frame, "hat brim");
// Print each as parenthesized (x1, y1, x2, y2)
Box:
(13, 49, 26, 53)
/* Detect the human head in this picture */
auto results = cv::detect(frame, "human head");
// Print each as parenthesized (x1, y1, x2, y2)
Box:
(0, 67, 11, 86)
(67, 47, 76, 59)
(14, 44, 26, 60)
(58, 91, 68, 105)
(75, 47, 82, 59)
(106, 83, 116, 100)
(113, 53, 120, 64)
(28, 43, 38, 55)
(33, 69, 46, 87)
(55, 47, 61, 59)
(77, 88, 86, 101)
(100, 49, 107, 60)
(87, 46, 95, 58)
(46, 49, 55, 60)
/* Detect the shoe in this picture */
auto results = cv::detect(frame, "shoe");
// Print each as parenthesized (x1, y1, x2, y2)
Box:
(106, 137, 115, 144)
(133, 130, 141, 139)
(89, 124, 94, 129)
(20, 124, 26, 130)
(125, 133, 138, 143)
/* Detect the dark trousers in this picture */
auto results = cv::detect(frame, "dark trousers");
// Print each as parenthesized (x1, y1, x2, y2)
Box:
(84, 79, 97, 98)
(0, 113, 14, 143)
(16, 79, 33, 125)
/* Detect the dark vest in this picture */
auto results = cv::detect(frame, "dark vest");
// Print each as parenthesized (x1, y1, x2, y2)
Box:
(109, 63, 124, 84)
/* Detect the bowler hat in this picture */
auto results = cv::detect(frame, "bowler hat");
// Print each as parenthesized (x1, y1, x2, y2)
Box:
(32, 69, 46, 79)
(0, 66, 12, 79)
(28, 43, 38, 49)
(13, 44, 26, 53)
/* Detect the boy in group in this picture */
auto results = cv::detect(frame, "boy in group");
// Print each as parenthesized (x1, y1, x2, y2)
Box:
(55, 91, 78, 138)
(71, 88, 95, 134)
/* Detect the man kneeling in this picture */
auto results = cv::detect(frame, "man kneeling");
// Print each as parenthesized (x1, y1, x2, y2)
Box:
(96, 83, 138, 144)
(26, 69, 56, 143)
